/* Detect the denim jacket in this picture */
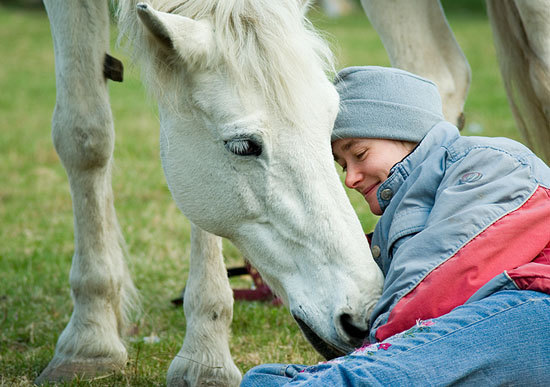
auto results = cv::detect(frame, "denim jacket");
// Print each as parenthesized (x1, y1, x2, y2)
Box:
(368, 122, 550, 343)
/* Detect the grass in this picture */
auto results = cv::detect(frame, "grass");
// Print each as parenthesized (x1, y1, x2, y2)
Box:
(0, 3, 519, 385)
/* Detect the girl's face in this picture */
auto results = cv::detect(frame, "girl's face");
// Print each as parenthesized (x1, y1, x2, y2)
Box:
(332, 138, 414, 215)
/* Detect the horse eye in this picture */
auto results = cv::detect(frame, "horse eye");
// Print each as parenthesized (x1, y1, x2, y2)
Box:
(224, 138, 262, 156)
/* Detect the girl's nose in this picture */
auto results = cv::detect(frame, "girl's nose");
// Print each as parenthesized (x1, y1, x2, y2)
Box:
(344, 166, 362, 189)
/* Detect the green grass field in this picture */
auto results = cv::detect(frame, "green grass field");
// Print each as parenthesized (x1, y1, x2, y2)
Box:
(0, 3, 519, 385)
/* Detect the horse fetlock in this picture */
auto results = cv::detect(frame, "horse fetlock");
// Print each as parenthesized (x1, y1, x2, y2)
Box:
(70, 262, 123, 301)
(184, 295, 234, 324)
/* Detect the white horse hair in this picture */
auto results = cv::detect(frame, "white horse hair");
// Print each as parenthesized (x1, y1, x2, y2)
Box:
(37, 0, 384, 385)
(117, 0, 335, 125)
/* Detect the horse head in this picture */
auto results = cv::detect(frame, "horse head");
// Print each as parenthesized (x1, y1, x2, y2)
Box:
(120, 0, 383, 358)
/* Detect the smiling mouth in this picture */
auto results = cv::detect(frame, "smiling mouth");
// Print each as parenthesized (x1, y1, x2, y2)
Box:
(362, 183, 379, 198)
(294, 317, 346, 360)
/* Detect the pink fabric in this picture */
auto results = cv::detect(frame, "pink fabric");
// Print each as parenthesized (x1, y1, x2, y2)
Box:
(507, 247, 550, 294)
(376, 186, 550, 342)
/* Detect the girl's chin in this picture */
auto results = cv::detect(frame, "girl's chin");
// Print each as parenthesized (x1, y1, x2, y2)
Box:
(367, 200, 383, 216)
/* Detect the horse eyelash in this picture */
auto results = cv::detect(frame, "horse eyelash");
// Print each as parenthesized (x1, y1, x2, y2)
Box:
(224, 138, 262, 156)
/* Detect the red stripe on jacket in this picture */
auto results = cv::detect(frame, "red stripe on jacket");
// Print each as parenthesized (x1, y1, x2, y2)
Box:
(507, 246, 550, 294)
(375, 186, 550, 342)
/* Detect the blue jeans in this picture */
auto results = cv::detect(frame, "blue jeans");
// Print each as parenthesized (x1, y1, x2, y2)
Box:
(241, 290, 550, 386)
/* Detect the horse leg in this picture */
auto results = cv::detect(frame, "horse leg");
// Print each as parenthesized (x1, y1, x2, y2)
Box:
(167, 224, 241, 387)
(360, 0, 471, 128)
(486, 0, 550, 163)
(36, 0, 136, 383)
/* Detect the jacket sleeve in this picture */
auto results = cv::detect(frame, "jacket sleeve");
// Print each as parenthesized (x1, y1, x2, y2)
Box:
(373, 146, 550, 341)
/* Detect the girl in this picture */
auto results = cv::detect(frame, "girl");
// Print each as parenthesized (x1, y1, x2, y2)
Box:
(241, 66, 550, 386)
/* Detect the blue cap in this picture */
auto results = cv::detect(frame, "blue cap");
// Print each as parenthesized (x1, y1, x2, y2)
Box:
(331, 66, 445, 143)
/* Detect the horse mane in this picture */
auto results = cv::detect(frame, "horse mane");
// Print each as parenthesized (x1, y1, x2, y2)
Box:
(117, 0, 335, 124)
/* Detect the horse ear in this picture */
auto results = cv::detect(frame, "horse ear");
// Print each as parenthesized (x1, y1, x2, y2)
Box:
(136, 3, 214, 67)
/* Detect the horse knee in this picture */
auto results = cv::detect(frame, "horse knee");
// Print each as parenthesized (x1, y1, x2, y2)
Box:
(52, 103, 114, 171)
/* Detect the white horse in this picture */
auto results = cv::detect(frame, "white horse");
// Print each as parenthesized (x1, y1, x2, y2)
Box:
(360, 0, 550, 163)
(37, 0, 384, 385)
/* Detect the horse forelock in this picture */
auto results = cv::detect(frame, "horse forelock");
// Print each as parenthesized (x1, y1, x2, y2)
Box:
(117, 0, 335, 126)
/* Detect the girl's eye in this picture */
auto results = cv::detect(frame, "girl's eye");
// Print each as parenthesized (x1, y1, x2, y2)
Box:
(354, 150, 366, 160)
(224, 138, 262, 157)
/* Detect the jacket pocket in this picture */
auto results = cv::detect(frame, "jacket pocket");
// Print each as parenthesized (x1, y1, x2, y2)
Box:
(387, 208, 430, 258)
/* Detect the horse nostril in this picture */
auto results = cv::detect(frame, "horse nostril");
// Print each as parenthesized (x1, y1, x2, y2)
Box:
(339, 313, 369, 341)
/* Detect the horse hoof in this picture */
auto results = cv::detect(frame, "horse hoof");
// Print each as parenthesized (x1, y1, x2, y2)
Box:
(166, 352, 241, 387)
(34, 358, 124, 385)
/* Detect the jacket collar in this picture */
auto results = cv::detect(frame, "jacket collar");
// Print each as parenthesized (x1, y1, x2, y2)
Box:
(377, 122, 460, 213)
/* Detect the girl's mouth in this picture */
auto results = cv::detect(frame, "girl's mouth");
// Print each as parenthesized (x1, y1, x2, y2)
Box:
(362, 183, 379, 198)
